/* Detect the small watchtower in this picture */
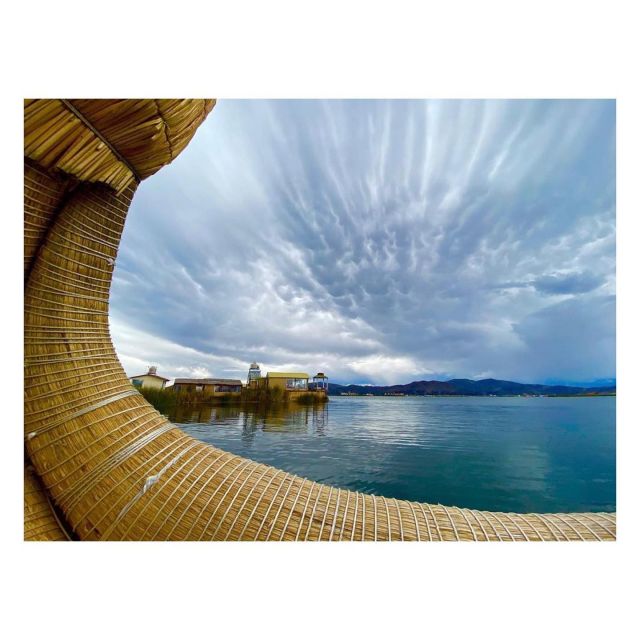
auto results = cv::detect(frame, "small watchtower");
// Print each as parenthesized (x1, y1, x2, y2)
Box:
(247, 362, 261, 385)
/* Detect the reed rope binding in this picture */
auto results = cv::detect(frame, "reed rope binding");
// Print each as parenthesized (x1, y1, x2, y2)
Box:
(59, 100, 142, 184)
(24, 99, 616, 541)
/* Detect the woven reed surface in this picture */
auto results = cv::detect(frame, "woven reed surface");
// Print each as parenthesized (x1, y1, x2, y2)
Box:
(24, 159, 71, 277)
(24, 99, 215, 194)
(24, 99, 617, 541)
(24, 158, 73, 540)
(24, 464, 68, 541)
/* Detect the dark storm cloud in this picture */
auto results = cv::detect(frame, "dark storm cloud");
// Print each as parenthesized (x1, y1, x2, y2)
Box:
(495, 269, 607, 296)
(512, 294, 615, 382)
(110, 99, 615, 385)
(532, 270, 606, 295)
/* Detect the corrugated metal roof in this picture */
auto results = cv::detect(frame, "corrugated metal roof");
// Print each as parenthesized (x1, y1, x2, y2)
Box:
(266, 372, 309, 379)
(173, 378, 242, 385)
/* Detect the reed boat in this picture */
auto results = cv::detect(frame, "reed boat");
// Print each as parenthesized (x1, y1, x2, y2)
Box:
(23, 99, 616, 541)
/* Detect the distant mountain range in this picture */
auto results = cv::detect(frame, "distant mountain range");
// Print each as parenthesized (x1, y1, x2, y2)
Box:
(328, 378, 616, 397)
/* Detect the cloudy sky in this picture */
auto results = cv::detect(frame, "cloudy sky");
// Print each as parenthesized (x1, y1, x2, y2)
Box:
(110, 100, 615, 386)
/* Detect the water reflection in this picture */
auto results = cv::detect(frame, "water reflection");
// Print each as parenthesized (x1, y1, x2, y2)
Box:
(171, 403, 215, 425)
(170, 402, 330, 441)
(171, 396, 615, 513)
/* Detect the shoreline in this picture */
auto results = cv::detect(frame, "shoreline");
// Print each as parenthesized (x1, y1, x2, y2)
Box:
(330, 393, 616, 398)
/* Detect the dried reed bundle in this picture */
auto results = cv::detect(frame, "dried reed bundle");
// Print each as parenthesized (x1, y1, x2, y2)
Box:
(24, 160, 71, 277)
(23, 99, 616, 541)
(24, 99, 214, 194)
(24, 464, 68, 541)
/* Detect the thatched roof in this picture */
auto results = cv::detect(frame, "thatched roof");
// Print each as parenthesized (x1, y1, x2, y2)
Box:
(23, 99, 616, 541)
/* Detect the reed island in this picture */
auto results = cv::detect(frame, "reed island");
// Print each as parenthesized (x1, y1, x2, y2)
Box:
(129, 362, 329, 413)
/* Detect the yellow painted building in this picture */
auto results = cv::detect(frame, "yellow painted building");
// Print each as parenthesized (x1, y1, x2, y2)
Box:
(261, 372, 309, 391)
(129, 366, 169, 390)
(245, 364, 328, 400)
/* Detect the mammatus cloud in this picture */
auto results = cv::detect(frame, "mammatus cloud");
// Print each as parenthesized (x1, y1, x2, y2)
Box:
(110, 100, 615, 385)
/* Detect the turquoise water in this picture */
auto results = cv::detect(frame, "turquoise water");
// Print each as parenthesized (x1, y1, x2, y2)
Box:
(173, 396, 616, 513)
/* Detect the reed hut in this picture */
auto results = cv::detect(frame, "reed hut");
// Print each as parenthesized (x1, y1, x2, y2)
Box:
(23, 99, 616, 541)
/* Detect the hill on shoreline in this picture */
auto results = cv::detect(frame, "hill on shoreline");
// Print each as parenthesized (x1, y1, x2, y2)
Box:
(328, 378, 616, 397)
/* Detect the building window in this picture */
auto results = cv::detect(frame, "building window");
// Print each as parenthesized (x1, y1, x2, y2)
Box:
(286, 378, 307, 390)
(195, 385, 203, 392)
(132, 379, 143, 388)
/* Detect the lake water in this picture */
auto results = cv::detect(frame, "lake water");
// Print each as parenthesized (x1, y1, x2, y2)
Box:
(172, 396, 615, 513)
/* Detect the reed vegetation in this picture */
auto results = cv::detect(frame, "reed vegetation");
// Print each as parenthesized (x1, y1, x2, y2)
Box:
(292, 392, 329, 405)
(135, 385, 177, 415)
(240, 387, 327, 406)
